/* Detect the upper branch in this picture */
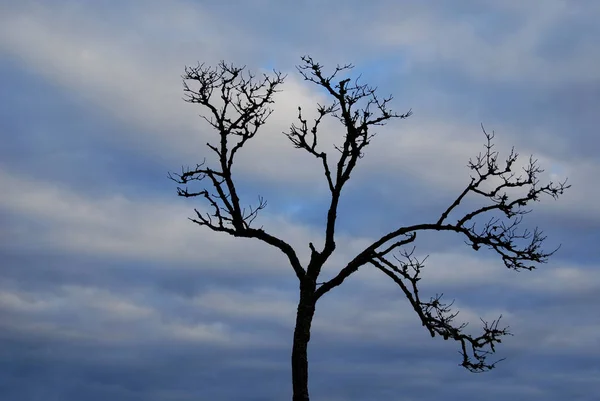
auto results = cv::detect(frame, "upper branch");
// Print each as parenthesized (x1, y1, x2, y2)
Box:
(287, 56, 412, 273)
(293, 56, 412, 189)
(170, 62, 305, 281)
(285, 104, 337, 193)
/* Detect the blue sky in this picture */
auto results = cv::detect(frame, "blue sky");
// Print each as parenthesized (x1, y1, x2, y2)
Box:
(1, 1, 599, 400)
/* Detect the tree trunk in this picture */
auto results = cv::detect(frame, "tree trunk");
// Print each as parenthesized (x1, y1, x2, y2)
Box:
(291, 283, 316, 401)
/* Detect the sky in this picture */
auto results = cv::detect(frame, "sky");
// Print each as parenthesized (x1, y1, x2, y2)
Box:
(0, 0, 599, 400)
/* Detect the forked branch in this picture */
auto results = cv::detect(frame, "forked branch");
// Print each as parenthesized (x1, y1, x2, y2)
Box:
(286, 56, 412, 273)
(169, 62, 305, 280)
(316, 126, 570, 299)
(288, 56, 412, 191)
(313, 127, 568, 369)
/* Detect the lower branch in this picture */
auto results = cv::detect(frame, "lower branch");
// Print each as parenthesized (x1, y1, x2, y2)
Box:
(370, 250, 511, 372)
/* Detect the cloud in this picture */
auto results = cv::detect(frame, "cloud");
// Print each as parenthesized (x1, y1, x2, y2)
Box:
(0, 167, 318, 270)
(370, 0, 600, 84)
(0, 282, 288, 349)
(1, 0, 598, 400)
(0, 0, 235, 161)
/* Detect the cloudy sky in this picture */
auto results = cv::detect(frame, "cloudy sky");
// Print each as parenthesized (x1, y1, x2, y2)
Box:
(1, 1, 599, 400)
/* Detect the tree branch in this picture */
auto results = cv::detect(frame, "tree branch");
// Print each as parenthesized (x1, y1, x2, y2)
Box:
(369, 249, 511, 372)
(171, 57, 571, 384)
(290, 56, 412, 277)
(315, 126, 570, 297)
(170, 62, 306, 281)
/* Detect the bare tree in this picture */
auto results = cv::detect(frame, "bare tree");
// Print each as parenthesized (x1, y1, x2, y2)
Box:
(169, 56, 569, 401)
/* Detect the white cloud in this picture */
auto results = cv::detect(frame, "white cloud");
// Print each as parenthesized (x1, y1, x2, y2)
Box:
(0, 283, 286, 348)
(370, 0, 600, 83)
(2, 164, 594, 295)
(2, 0, 590, 213)
(0, 167, 320, 271)
(541, 323, 600, 352)
(61, 285, 156, 321)
(0, 291, 58, 313)
(191, 287, 297, 325)
(0, 1, 237, 161)
(0, 1, 343, 187)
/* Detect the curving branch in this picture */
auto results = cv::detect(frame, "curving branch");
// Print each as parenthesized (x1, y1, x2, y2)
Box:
(169, 62, 305, 281)
(370, 249, 511, 372)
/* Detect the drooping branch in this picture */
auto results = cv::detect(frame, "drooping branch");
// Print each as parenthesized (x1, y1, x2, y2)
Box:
(369, 249, 511, 372)
(169, 62, 306, 281)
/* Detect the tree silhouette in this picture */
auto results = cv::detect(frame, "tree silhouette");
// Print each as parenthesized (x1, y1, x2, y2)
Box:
(169, 56, 570, 401)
